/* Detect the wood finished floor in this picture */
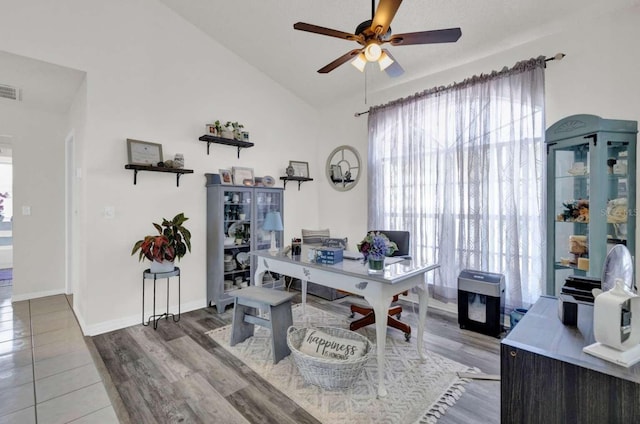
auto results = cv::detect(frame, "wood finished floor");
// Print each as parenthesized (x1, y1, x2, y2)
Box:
(91, 293, 501, 424)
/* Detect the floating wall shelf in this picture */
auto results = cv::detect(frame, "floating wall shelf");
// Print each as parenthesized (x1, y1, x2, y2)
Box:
(199, 135, 254, 158)
(280, 176, 313, 191)
(125, 164, 194, 187)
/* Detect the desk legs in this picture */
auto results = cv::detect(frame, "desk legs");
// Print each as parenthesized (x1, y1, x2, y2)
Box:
(417, 286, 429, 361)
(301, 279, 307, 315)
(364, 294, 393, 398)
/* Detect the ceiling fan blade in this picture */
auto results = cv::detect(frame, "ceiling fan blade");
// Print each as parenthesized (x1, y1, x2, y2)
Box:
(293, 22, 362, 42)
(389, 27, 462, 46)
(317, 49, 362, 73)
(370, 0, 403, 36)
(382, 49, 404, 78)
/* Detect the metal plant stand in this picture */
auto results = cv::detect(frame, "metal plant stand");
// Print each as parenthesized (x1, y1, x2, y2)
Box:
(142, 267, 181, 329)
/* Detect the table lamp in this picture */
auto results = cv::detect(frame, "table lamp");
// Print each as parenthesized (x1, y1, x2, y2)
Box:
(263, 211, 283, 254)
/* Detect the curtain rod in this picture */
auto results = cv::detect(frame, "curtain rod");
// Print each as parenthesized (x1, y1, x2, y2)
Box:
(354, 52, 566, 117)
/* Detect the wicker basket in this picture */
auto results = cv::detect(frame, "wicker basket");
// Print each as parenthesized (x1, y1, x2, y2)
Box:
(286, 326, 373, 390)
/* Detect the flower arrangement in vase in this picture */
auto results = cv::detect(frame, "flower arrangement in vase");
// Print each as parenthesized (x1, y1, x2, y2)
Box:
(357, 231, 397, 272)
(131, 213, 191, 273)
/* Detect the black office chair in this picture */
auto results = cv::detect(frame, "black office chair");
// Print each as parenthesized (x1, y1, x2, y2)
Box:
(349, 230, 413, 341)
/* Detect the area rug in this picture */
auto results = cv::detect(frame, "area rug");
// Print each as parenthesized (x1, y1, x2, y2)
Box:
(206, 304, 478, 424)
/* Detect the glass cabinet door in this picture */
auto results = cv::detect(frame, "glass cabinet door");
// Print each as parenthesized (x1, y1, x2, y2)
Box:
(222, 188, 252, 292)
(253, 188, 284, 250)
(251, 188, 284, 286)
(605, 142, 630, 245)
(550, 140, 591, 294)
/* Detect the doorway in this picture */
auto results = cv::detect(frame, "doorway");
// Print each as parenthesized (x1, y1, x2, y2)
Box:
(0, 141, 13, 294)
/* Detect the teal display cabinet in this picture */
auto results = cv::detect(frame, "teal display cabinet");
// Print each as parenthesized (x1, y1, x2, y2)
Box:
(546, 115, 637, 296)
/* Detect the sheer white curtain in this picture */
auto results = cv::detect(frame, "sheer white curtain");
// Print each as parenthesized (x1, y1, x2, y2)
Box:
(368, 58, 546, 309)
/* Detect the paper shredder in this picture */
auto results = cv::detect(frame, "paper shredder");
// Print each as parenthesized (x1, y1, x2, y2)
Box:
(458, 269, 505, 338)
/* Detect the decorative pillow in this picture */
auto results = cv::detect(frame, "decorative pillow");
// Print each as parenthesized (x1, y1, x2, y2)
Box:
(301, 229, 330, 245)
(298, 328, 367, 361)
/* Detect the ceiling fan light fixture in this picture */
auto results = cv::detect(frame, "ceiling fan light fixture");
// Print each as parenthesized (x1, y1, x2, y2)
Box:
(351, 53, 367, 72)
(364, 42, 382, 62)
(378, 51, 394, 71)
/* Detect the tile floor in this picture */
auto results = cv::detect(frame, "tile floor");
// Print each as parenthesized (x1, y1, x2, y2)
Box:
(0, 284, 119, 423)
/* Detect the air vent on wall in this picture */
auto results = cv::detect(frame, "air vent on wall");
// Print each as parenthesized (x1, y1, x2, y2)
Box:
(0, 84, 21, 101)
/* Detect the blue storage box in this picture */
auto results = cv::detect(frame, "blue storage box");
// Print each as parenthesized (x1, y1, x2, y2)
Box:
(314, 247, 343, 264)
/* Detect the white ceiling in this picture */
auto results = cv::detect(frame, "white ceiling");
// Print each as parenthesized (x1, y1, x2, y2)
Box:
(158, 0, 638, 107)
(0, 0, 636, 116)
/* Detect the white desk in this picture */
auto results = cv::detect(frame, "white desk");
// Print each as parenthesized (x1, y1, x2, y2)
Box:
(251, 248, 440, 397)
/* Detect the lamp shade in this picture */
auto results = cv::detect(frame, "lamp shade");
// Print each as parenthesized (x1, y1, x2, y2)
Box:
(351, 53, 367, 72)
(378, 51, 394, 71)
(263, 211, 283, 231)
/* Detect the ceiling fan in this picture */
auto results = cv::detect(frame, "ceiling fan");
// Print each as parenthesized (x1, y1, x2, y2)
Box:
(293, 0, 461, 77)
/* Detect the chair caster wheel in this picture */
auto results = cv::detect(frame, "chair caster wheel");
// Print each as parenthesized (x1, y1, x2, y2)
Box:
(396, 313, 401, 319)
(349, 312, 355, 318)
(404, 333, 411, 342)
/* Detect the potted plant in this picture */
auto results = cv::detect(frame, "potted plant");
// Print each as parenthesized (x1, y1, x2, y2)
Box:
(358, 231, 397, 272)
(214, 120, 223, 134)
(206, 120, 223, 137)
(222, 121, 235, 139)
(132, 213, 192, 273)
(231, 121, 244, 140)
(234, 225, 245, 245)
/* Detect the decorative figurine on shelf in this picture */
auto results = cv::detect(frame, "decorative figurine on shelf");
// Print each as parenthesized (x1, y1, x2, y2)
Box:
(286, 164, 295, 177)
(174, 153, 184, 169)
(206, 123, 218, 137)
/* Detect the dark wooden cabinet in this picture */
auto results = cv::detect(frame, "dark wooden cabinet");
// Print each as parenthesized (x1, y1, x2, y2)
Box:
(501, 296, 640, 423)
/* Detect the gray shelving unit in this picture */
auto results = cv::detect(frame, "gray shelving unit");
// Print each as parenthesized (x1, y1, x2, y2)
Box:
(546, 114, 637, 296)
(205, 174, 284, 312)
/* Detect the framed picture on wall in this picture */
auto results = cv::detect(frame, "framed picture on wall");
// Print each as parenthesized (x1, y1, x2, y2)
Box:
(219, 169, 232, 185)
(232, 166, 254, 186)
(126, 139, 163, 165)
(289, 160, 310, 178)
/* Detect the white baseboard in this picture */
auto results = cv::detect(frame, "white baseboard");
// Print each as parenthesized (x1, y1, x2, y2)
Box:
(81, 298, 207, 336)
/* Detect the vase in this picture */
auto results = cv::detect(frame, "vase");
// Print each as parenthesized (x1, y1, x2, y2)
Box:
(150, 260, 174, 273)
(173, 153, 184, 169)
(368, 257, 385, 273)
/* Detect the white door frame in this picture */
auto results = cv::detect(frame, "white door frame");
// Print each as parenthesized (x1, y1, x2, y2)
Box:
(65, 131, 75, 296)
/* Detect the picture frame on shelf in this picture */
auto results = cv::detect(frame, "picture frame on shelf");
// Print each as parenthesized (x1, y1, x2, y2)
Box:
(219, 169, 232, 185)
(126, 139, 163, 166)
(330, 164, 343, 181)
(206, 124, 218, 137)
(232, 166, 254, 186)
(289, 160, 310, 178)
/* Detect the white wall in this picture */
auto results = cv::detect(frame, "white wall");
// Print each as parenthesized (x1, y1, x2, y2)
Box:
(0, 101, 68, 299)
(0, 0, 323, 334)
(317, 3, 640, 277)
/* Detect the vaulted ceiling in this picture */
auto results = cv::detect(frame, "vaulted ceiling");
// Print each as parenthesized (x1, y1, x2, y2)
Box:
(0, 0, 636, 115)
(158, 0, 637, 107)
